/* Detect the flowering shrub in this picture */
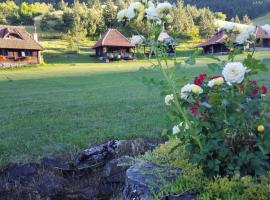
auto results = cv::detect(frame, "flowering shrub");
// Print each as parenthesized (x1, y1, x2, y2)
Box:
(168, 61, 270, 176)
(119, 0, 270, 177)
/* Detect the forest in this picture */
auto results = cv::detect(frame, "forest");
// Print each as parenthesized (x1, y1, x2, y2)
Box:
(1, 0, 269, 19)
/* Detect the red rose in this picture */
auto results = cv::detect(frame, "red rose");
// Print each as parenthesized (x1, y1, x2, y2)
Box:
(194, 74, 207, 86)
(262, 85, 268, 94)
(253, 87, 259, 95)
(189, 101, 200, 116)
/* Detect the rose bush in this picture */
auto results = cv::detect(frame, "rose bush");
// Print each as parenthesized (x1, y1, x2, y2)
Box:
(119, 0, 270, 177)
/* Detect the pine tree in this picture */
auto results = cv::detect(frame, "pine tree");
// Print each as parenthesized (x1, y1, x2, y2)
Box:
(234, 15, 241, 23)
(242, 14, 252, 25)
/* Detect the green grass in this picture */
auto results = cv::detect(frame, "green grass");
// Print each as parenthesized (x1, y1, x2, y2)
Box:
(0, 37, 270, 166)
(253, 12, 270, 25)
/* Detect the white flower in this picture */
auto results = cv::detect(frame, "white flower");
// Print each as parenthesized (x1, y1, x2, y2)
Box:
(180, 84, 203, 100)
(117, 9, 128, 22)
(222, 62, 248, 85)
(180, 84, 193, 100)
(127, 2, 144, 20)
(235, 26, 256, 44)
(131, 35, 145, 45)
(207, 77, 224, 88)
(164, 14, 173, 23)
(156, 2, 172, 18)
(165, 94, 174, 105)
(172, 122, 189, 135)
(224, 22, 235, 31)
(145, 3, 159, 21)
(262, 24, 270, 35)
(172, 124, 180, 135)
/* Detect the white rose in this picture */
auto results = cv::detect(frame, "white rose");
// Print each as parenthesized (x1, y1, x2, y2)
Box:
(224, 22, 235, 31)
(207, 77, 224, 88)
(172, 122, 189, 134)
(156, 2, 172, 18)
(180, 84, 203, 100)
(145, 3, 159, 21)
(117, 9, 128, 22)
(127, 2, 144, 20)
(235, 26, 256, 44)
(180, 83, 193, 100)
(165, 94, 174, 106)
(172, 124, 180, 135)
(222, 62, 248, 85)
(262, 24, 270, 35)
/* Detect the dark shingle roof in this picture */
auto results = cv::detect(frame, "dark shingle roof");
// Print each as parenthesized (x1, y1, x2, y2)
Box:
(92, 29, 134, 49)
(0, 25, 43, 50)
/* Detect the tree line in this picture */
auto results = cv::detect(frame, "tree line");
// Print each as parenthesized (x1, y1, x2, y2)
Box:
(0, 0, 254, 42)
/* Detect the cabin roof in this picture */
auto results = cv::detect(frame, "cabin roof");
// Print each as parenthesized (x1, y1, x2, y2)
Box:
(197, 29, 228, 48)
(0, 25, 43, 50)
(92, 29, 135, 49)
(255, 26, 270, 39)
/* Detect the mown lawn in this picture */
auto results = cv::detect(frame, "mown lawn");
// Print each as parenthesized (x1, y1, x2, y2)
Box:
(0, 46, 270, 166)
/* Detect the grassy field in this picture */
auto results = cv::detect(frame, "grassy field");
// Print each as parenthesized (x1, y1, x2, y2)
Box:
(1, 38, 270, 166)
(253, 12, 270, 25)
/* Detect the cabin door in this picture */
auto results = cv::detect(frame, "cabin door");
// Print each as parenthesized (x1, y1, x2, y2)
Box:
(263, 39, 270, 47)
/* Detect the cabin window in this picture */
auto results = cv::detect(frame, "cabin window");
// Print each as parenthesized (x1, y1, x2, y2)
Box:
(19, 50, 32, 57)
(0, 49, 8, 56)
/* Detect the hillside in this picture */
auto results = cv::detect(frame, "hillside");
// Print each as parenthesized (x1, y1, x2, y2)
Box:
(253, 12, 270, 25)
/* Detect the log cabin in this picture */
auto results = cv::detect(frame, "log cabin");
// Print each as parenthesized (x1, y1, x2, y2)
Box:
(92, 29, 135, 61)
(255, 26, 270, 49)
(0, 25, 43, 67)
(197, 29, 230, 55)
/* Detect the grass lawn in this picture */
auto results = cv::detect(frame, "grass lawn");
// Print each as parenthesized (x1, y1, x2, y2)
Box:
(0, 38, 270, 166)
(253, 12, 270, 25)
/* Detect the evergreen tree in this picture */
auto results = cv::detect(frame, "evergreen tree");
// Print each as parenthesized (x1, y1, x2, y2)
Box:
(102, 0, 117, 28)
(242, 14, 252, 24)
(198, 8, 215, 38)
(234, 15, 241, 23)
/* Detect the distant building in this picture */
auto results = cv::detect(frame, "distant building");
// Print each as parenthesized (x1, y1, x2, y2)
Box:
(0, 25, 43, 67)
(197, 29, 230, 54)
(198, 26, 270, 54)
(158, 31, 176, 55)
(92, 29, 135, 61)
(254, 26, 270, 48)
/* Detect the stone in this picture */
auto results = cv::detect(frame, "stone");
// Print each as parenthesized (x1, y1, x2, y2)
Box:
(74, 139, 161, 170)
(5, 163, 38, 183)
(37, 174, 67, 197)
(74, 140, 118, 169)
(41, 156, 71, 171)
(123, 162, 181, 200)
(98, 156, 135, 198)
(160, 191, 197, 200)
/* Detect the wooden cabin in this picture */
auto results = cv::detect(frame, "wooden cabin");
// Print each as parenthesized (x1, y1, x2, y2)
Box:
(255, 26, 270, 49)
(197, 29, 230, 55)
(92, 29, 135, 61)
(158, 31, 176, 55)
(0, 25, 43, 67)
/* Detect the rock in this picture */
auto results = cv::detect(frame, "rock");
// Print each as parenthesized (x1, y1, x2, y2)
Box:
(37, 174, 67, 197)
(123, 162, 181, 200)
(74, 139, 160, 171)
(41, 156, 72, 171)
(5, 163, 38, 183)
(160, 191, 197, 200)
(98, 156, 135, 198)
(74, 140, 118, 169)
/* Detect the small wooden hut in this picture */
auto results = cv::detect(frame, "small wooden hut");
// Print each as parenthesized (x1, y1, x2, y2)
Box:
(92, 29, 135, 61)
(197, 29, 230, 54)
(0, 25, 43, 67)
(255, 26, 270, 48)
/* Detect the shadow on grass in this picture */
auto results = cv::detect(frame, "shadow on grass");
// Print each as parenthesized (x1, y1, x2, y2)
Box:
(43, 52, 101, 64)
